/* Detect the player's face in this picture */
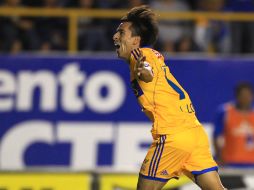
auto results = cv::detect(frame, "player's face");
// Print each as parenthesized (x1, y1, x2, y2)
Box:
(113, 22, 138, 60)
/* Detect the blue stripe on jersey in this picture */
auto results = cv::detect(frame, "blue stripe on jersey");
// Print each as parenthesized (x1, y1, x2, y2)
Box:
(151, 136, 163, 177)
(148, 140, 161, 176)
(153, 135, 166, 177)
(166, 79, 185, 100)
(163, 68, 186, 100)
(191, 166, 218, 175)
(150, 135, 166, 177)
(131, 79, 144, 98)
(139, 174, 169, 182)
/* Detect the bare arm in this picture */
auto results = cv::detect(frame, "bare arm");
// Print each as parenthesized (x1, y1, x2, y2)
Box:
(213, 135, 225, 166)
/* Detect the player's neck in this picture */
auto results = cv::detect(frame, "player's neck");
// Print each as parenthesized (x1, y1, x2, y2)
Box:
(131, 44, 141, 52)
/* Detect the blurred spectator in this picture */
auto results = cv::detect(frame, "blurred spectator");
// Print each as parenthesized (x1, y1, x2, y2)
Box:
(0, 0, 40, 53)
(75, 0, 111, 51)
(111, 0, 148, 8)
(1, 0, 254, 54)
(194, 0, 231, 53)
(21, 0, 41, 7)
(214, 82, 254, 167)
(21, 0, 69, 7)
(35, 0, 68, 52)
(127, 0, 144, 7)
(174, 35, 200, 52)
(150, 0, 192, 52)
(225, 0, 254, 53)
(187, 0, 197, 10)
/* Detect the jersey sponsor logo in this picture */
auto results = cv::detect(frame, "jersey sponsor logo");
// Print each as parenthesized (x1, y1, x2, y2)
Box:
(0, 63, 126, 113)
(151, 49, 163, 59)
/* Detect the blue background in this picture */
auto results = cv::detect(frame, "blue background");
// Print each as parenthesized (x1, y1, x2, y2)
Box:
(0, 56, 254, 167)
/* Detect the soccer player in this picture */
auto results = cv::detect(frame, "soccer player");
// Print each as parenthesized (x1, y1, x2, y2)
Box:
(113, 5, 226, 190)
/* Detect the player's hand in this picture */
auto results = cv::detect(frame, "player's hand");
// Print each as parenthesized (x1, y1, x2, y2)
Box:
(134, 48, 153, 83)
(134, 48, 146, 78)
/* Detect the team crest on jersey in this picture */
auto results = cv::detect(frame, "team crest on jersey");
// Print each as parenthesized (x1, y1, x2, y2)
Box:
(160, 170, 169, 176)
(131, 79, 144, 98)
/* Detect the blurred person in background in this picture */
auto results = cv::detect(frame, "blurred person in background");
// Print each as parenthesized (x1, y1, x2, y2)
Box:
(0, 0, 40, 53)
(74, 0, 111, 51)
(35, 0, 68, 52)
(21, 0, 44, 7)
(194, 0, 231, 54)
(174, 35, 200, 53)
(111, 0, 149, 8)
(225, 0, 254, 53)
(22, 0, 69, 7)
(150, 0, 192, 52)
(126, 0, 145, 7)
(214, 82, 254, 167)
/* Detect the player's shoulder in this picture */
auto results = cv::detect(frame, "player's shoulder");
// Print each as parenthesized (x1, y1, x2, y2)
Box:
(140, 47, 163, 56)
(140, 47, 164, 61)
(130, 47, 164, 65)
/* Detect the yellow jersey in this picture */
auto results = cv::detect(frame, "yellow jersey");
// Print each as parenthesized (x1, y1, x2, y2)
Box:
(130, 47, 201, 135)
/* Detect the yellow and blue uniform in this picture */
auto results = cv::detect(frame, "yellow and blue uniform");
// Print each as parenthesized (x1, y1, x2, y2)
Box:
(130, 47, 218, 182)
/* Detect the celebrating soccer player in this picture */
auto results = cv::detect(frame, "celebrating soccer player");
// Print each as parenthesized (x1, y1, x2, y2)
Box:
(113, 5, 227, 190)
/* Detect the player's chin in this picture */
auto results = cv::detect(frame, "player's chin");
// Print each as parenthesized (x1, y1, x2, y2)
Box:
(117, 51, 124, 59)
(116, 49, 128, 60)
(116, 51, 121, 58)
(116, 49, 119, 54)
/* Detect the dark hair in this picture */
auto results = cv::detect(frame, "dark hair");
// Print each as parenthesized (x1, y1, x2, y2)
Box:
(121, 5, 158, 47)
(235, 82, 253, 97)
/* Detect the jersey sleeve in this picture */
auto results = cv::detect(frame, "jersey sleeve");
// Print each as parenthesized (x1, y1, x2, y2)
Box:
(213, 105, 226, 138)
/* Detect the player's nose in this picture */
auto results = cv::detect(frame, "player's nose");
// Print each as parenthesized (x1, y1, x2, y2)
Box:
(113, 33, 118, 41)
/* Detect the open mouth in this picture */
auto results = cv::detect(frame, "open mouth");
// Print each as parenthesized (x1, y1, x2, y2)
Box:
(114, 42, 120, 50)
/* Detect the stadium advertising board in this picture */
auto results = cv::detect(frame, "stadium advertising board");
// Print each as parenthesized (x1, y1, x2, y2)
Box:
(0, 56, 253, 171)
(0, 173, 90, 190)
(99, 174, 193, 190)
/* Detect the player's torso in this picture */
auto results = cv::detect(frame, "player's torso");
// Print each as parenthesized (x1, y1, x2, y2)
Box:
(223, 104, 254, 163)
(129, 48, 201, 135)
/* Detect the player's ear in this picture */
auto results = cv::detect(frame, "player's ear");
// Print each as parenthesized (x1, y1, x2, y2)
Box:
(133, 36, 141, 46)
